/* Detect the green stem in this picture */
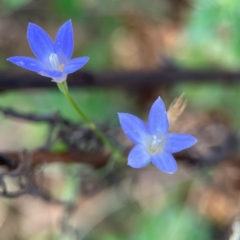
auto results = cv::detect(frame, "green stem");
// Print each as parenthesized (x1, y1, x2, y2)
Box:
(58, 81, 123, 162)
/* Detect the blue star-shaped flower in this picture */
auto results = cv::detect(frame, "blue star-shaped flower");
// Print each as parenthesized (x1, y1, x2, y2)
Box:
(7, 20, 89, 83)
(118, 97, 197, 174)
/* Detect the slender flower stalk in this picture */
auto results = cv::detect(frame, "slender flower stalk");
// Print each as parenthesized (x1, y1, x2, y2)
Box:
(7, 20, 123, 161)
(58, 82, 123, 160)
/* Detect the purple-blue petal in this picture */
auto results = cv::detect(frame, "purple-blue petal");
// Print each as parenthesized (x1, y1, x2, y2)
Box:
(63, 57, 89, 74)
(7, 56, 44, 73)
(148, 97, 169, 135)
(38, 69, 64, 81)
(118, 113, 150, 145)
(151, 152, 178, 174)
(128, 144, 151, 168)
(164, 133, 197, 153)
(27, 23, 54, 64)
(54, 20, 74, 64)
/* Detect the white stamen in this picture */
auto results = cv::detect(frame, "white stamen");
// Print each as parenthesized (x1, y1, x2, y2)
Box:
(148, 135, 163, 154)
(49, 54, 60, 70)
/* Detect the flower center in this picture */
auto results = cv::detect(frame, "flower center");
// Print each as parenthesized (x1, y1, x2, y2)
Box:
(148, 135, 164, 154)
(49, 54, 64, 72)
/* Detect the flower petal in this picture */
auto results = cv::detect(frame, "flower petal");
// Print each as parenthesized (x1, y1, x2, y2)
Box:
(54, 20, 74, 64)
(128, 144, 151, 168)
(148, 97, 169, 135)
(63, 57, 89, 74)
(40, 69, 63, 78)
(27, 23, 54, 64)
(164, 133, 197, 153)
(118, 113, 150, 145)
(151, 152, 178, 174)
(7, 56, 44, 72)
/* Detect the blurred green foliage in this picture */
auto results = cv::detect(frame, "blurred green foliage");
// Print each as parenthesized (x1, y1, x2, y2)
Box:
(1, 0, 240, 239)
(95, 203, 213, 240)
(173, 83, 240, 127)
(178, 0, 240, 68)
(0, 89, 133, 150)
(79, 17, 122, 70)
(2, 0, 31, 12)
(173, 0, 240, 128)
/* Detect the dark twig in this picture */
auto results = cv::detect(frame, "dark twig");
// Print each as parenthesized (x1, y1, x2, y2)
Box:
(0, 68, 240, 90)
(6, 151, 111, 168)
(0, 151, 68, 203)
(0, 107, 111, 169)
(0, 107, 71, 125)
(0, 106, 106, 152)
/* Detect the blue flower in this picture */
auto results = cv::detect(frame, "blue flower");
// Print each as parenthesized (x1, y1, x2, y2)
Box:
(118, 97, 197, 174)
(7, 20, 89, 83)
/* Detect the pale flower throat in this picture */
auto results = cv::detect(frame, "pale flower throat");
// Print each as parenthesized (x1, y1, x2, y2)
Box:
(49, 54, 64, 72)
(147, 135, 165, 155)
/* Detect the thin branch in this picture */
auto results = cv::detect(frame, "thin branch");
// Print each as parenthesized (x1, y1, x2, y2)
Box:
(0, 68, 240, 90)
(0, 107, 71, 125)
(6, 151, 111, 168)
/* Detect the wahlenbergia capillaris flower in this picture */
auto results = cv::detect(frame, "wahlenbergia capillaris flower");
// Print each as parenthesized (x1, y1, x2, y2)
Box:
(7, 20, 123, 162)
(118, 97, 197, 174)
(7, 20, 89, 83)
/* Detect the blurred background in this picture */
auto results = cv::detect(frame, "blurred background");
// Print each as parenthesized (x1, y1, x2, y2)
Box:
(0, 0, 240, 239)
